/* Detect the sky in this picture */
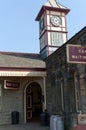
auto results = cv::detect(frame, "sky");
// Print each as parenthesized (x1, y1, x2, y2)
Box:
(0, 0, 86, 54)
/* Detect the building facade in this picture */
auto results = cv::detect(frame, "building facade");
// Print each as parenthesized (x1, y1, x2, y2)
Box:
(0, 53, 46, 124)
(45, 27, 86, 127)
(0, 0, 86, 129)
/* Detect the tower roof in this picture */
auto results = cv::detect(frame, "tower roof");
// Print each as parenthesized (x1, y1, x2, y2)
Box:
(45, 0, 68, 9)
(36, 0, 70, 21)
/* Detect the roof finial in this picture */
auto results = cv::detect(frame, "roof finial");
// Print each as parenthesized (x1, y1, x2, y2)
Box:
(46, 0, 58, 7)
(45, 0, 69, 10)
(48, 0, 57, 3)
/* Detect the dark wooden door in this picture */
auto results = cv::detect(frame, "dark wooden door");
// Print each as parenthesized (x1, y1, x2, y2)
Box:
(26, 82, 42, 122)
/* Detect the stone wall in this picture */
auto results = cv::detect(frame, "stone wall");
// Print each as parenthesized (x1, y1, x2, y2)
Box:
(0, 79, 24, 125)
(0, 76, 44, 125)
(45, 28, 86, 127)
(45, 45, 67, 114)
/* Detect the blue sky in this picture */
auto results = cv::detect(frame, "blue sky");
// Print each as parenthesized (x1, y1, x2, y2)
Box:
(0, 0, 86, 53)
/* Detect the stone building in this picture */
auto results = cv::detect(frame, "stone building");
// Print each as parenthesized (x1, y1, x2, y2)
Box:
(45, 26, 86, 127)
(0, 53, 46, 124)
(0, 0, 86, 129)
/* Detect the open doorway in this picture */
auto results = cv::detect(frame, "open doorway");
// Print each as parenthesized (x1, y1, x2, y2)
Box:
(26, 82, 42, 122)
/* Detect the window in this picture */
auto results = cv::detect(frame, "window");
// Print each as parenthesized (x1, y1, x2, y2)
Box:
(51, 32, 63, 46)
(75, 76, 80, 112)
(40, 34, 46, 50)
(40, 17, 45, 32)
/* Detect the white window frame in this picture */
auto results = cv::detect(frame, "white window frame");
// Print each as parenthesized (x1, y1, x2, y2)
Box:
(51, 32, 63, 46)
(40, 34, 46, 50)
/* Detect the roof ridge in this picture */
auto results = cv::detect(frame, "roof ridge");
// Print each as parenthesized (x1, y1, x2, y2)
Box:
(0, 51, 40, 56)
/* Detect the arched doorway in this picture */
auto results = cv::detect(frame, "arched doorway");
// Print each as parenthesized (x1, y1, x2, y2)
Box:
(26, 82, 42, 122)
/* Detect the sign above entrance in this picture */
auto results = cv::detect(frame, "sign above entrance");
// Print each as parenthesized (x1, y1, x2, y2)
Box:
(67, 44, 86, 63)
(4, 80, 20, 89)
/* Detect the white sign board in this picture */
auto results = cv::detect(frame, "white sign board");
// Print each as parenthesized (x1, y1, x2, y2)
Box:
(78, 114, 86, 124)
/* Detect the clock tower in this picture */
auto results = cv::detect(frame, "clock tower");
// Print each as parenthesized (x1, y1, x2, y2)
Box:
(36, 0, 70, 59)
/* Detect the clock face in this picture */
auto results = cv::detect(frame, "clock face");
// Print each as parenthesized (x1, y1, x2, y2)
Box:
(51, 16, 61, 26)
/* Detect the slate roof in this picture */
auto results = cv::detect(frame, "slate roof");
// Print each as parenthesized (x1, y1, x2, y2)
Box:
(0, 52, 46, 69)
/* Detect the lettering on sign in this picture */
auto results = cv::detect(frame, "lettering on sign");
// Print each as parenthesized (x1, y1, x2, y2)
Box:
(67, 45, 86, 63)
(4, 80, 20, 89)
